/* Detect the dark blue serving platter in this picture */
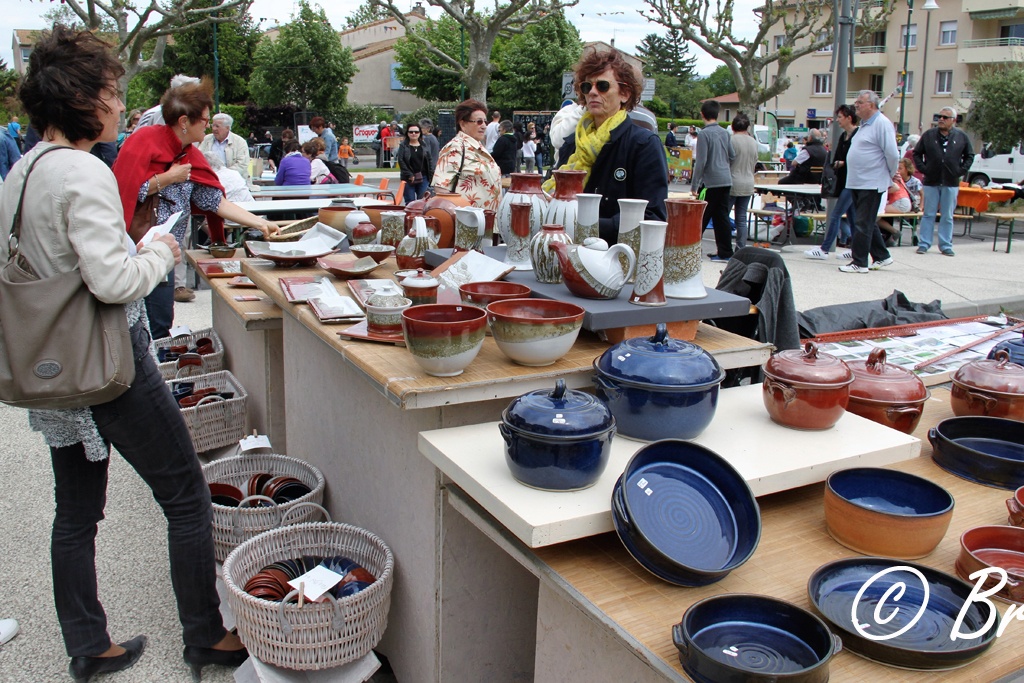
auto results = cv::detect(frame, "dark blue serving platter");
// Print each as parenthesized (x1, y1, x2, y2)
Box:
(807, 558, 999, 670)
(930, 416, 1024, 490)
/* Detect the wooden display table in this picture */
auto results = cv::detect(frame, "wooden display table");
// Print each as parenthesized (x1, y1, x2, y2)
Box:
(239, 255, 770, 683)
(187, 250, 286, 450)
(445, 390, 1024, 682)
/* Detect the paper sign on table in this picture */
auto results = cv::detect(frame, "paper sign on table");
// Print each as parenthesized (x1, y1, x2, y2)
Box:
(140, 210, 183, 246)
(288, 565, 343, 602)
(239, 434, 272, 452)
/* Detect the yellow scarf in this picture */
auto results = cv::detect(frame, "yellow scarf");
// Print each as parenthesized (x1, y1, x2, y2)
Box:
(542, 108, 628, 194)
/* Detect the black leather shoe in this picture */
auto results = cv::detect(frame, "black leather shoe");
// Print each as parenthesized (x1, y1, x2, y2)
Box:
(69, 635, 147, 683)
(183, 643, 249, 682)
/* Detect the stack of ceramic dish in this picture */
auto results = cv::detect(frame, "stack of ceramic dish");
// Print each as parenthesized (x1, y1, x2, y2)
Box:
(151, 327, 224, 380)
(166, 371, 248, 452)
(611, 440, 760, 586)
(244, 555, 376, 602)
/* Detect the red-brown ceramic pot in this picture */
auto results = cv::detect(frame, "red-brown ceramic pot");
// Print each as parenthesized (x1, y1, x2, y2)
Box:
(762, 342, 854, 430)
(846, 348, 931, 433)
(1007, 486, 1024, 527)
(423, 191, 472, 249)
(956, 525, 1024, 603)
(951, 350, 1024, 421)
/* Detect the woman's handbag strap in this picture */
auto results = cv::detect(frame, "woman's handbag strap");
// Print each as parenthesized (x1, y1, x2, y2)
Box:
(8, 145, 72, 260)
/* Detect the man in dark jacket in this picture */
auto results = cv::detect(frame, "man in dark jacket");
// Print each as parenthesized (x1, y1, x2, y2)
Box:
(491, 121, 517, 176)
(912, 106, 974, 256)
(779, 129, 827, 184)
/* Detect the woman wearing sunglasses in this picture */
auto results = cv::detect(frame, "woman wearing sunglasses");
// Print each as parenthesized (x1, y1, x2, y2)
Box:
(432, 99, 502, 211)
(546, 48, 668, 243)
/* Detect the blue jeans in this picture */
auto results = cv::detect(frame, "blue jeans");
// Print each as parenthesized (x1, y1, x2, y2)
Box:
(729, 195, 751, 249)
(404, 177, 430, 204)
(918, 184, 960, 253)
(821, 189, 855, 252)
(849, 189, 890, 267)
(50, 323, 226, 656)
(144, 272, 174, 340)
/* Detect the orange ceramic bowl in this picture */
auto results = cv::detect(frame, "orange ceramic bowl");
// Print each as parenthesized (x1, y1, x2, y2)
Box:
(824, 467, 954, 559)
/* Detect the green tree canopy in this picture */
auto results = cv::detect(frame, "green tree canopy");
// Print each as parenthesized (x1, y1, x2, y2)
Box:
(393, 16, 466, 102)
(344, 1, 392, 29)
(965, 66, 1024, 152)
(249, 1, 356, 112)
(636, 30, 697, 82)
(703, 65, 736, 97)
(488, 12, 582, 112)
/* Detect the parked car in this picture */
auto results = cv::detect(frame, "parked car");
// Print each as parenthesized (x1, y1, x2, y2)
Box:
(968, 142, 1024, 187)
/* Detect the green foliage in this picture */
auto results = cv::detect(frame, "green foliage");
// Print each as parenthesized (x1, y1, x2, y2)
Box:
(703, 65, 737, 97)
(220, 103, 249, 136)
(393, 16, 466, 102)
(649, 74, 711, 119)
(249, 1, 356, 111)
(135, 4, 262, 105)
(636, 31, 697, 82)
(0, 59, 19, 117)
(405, 101, 461, 128)
(655, 116, 704, 130)
(965, 66, 1024, 153)
(242, 103, 299, 132)
(646, 97, 669, 118)
(125, 75, 160, 112)
(344, 1, 391, 29)
(488, 12, 582, 112)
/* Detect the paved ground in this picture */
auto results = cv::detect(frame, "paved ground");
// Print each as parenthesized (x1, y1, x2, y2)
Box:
(0, 188, 1021, 682)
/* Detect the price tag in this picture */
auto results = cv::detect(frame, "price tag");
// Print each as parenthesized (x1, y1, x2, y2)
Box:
(288, 565, 344, 602)
(168, 325, 192, 338)
(239, 434, 272, 451)
(234, 295, 262, 302)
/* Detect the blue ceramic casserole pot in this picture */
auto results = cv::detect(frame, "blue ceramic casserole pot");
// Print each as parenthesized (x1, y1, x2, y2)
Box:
(990, 331, 1024, 366)
(500, 379, 616, 491)
(673, 594, 842, 683)
(592, 323, 725, 441)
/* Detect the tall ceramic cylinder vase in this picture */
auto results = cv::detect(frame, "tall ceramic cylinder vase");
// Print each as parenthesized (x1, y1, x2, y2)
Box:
(617, 198, 648, 281)
(380, 210, 407, 249)
(497, 174, 548, 257)
(543, 170, 586, 241)
(530, 224, 573, 284)
(506, 202, 535, 269)
(574, 193, 602, 245)
(629, 220, 667, 307)
(663, 198, 708, 299)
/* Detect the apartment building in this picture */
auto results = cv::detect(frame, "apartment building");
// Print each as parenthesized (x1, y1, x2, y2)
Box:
(765, 0, 1024, 136)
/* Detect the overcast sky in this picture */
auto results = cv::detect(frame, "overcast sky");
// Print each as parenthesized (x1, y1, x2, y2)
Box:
(3, 0, 762, 80)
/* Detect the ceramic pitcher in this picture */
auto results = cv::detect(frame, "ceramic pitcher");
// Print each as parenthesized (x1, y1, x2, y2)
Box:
(530, 224, 573, 284)
(574, 193, 602, 245)
(380, 210, 407, 248)
(506, 202, 535, 269)
(543, 170, 586, 241)
(454, 207, 486, 253)
(396, 216, 438, 270)
(549, 238, 636, 300)
(663, 198, 708, 299)
(497, 173, 548, 249)
(629, 220, 668, 307)
(617, 198, 649, 281)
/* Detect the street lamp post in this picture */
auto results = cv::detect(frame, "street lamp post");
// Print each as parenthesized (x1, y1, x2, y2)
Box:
(897, 0, 939, 140)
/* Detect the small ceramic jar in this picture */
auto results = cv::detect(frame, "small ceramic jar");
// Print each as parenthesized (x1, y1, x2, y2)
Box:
(401, 269, 440, 307)
(951, 350, 1024, 421)
(365, 284, 411, 335)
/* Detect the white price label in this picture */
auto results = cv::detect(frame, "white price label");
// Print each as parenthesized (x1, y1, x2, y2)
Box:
(288, 565, 344, 602)
(239, 434, 272, 451)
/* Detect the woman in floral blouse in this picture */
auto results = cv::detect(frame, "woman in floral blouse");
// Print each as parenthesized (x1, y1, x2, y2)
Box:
(432, 99, 501, 212)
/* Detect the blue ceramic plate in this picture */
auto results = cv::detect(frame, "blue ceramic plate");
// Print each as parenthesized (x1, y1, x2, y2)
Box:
(930, 416, 1024, 490)
(808, 558, 999, 670)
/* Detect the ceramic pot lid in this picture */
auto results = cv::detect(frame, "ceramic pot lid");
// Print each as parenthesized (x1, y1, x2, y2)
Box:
(503, 379, 613, 438)
(764, 341, 853, 386)
(848, 348, 929, 402)
(366, 283, 407, 308)
(953, 350, 1024, 395)
(990, 332, 1024, 364)
(594, 323, 724, 388)
(402, 268, 439, 289)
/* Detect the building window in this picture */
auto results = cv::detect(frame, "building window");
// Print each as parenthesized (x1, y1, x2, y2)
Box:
(900, 24, 918, 49)
(1000, 23, 1024, 41)
(774, 35, 785, 50)
(813, 73, 833, 95)
(870, 74, 885, 93)
(935, 70, 953, 95)
(20, 47, 32, 62)
(817, 31, 832, 52)
(939, 21, 957, 45)
(902, 71, 914, 95)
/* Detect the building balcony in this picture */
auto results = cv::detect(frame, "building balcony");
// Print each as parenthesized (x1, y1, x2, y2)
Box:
(962, 0, 1024, 18)
(845, 90, 883, 101)
(852, 45, 887, 68)
(958, 37, 1024, 63)
(861, 0, 888, 20)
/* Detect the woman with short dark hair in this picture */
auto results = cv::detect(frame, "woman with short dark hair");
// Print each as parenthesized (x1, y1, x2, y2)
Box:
(0, 25, 248, 682)
(548, 47, 667, 243)
(396, 122, 433, 202)
(432, 99, 502, 211)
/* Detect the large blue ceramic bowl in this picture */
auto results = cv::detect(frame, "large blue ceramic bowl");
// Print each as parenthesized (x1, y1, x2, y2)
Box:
(673, 594, 841, 683)
(592, 323, 725, 441)
(611, 440, 761, 586)
(930, 416, 1024, 490)
(500, 379, 616, 491)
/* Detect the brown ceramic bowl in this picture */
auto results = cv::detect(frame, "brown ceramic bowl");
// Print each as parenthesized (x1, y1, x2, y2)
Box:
(957, 525, 1024, 603)
(1008, 486, 1024, 527)
(349, 244, 395, 263)
(762, 342, 854, 430)
(846, 349, 930, 434)
(359, 204, 404, 230)
(209, 482, 244, 507)
(208, 243, 236, 258)
(824, 468, 954, 559)
(317, 255, 381, 279)
(951, 351, 1024, 421)
(459, 281, 532, 307)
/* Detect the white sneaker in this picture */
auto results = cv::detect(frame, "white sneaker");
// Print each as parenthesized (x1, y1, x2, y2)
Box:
(804, 248, 829, 260)
(837, 250, 852, 260)
(838, 263, 869, 273)
(0, 618, 18, 646)
(869, 257, 894, 270)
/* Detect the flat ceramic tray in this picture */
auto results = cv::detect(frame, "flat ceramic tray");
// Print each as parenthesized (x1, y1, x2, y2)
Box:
(196, 259, 243, 277)
(337, 320, 405, 346)
(425, 246, 750, 331)
(418, 383, 923, 547)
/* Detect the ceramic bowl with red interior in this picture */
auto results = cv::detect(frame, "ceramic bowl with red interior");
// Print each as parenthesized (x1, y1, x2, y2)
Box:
(401, 304, 487, 377)
(957, 525, 1024, 603)
(459, 281, 532, 308)
(348, 244, 395, 263)
(485, 298, 585, 367)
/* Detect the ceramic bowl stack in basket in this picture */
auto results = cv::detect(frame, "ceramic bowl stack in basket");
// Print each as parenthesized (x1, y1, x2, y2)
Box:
(223, 517, 395, 670)
(152, 327, 225, 380)
(202, 453, 326, 561)
(167, 371, 248, 452)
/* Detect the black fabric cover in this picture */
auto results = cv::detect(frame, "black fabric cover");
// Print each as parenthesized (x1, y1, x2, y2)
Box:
(797, 290, 947, 339)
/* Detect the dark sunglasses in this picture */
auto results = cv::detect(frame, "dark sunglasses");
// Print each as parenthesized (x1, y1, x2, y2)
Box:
(936, 114, 953, 120)
(407, 130, 420, 134)
(579, 80, 625, 95)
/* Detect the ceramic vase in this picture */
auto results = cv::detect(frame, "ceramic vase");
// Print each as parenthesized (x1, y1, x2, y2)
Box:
(454, 207, 486, 253)
(617, 198, 649, 281)
(396, 216, 438, 270)
(629, 220, 668, 307)
(543, 170, 586, 241)
(530, 224, 573, 284)
(351, 221, 379, 245)
(506, 202, 535, 269)
(574, 193, 602, 245)
(380, 210, 407, 248)
(664, 198, 708, 299)
(497, 173, 548, 251)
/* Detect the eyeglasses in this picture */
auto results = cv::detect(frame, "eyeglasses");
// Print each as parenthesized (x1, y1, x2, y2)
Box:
(579, 80, 625, 95)
(197, 116, 210, 126)
(407, 130, 420, 134)
(465, 119, 487, 125)
(937, 114, 953, 120)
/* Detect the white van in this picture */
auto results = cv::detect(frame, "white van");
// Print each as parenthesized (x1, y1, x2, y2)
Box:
(968, 143, 1024, 186)
(752, 125, 773, 155)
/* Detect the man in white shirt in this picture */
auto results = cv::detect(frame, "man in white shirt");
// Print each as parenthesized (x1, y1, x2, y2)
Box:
(484, 110, 501, 153)
(199, 113, 251, 182)
(202, 151, 253, 203)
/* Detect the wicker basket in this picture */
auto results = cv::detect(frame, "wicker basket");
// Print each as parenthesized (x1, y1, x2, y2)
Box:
(223, 522, 395, 670)
(152, 327, 225, 380)
(203, 453, 326, 562)
(169, 371, 248, 452)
